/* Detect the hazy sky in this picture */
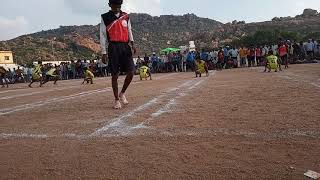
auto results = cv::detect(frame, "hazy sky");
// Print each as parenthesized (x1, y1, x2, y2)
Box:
(0, 0, 319, 41)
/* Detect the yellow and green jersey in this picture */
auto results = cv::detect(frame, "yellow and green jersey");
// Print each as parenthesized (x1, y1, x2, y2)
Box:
(85, 70, 94, 79)
(46, 68, 57, 76)
(267, 55, 278, 70)
(139, 66, 149, 78)
(32, 64, 42, 80)
(196, 60, 206, 74)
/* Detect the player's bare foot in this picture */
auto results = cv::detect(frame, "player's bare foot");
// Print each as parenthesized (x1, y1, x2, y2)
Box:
(119, 93, 129, 105)
(113, 100, 122, 109)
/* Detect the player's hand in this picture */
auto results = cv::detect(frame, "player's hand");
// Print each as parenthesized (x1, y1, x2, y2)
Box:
(102, 54, 108, 64)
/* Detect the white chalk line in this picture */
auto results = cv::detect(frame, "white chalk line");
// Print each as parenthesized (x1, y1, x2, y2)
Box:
(0, 85, 81, 100)
(0, 73, 176, 98)
(0, 81, 144, 116)
(278, 73, 320, 88)
(2, 128, 320, 139)
(0, 88, 111, 116)
(0, 76, 121, 96)
(90, 79, 199, 136)
(90, 96, 161, 137)
(155, 73, 177, 80)
(119, 72, 215, 134)
(0, 78, 201, 139)
(0, 72, 211, 139)
(92, 77, 207, 137)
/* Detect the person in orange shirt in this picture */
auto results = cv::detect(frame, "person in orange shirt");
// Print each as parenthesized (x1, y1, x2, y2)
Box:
(239, 46, 247, 68)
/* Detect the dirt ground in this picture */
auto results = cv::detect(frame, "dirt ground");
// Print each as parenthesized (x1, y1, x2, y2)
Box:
(0, 64, 319, 179)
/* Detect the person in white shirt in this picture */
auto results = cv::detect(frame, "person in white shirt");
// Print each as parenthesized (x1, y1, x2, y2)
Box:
(228, 47, 239, 68)
(305, 40, 314, 60)
(100, 0, 137, 109)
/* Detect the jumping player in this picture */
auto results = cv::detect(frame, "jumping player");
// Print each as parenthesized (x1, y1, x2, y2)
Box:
(100, 0, 137, 109)
(139, 65, 152, 80)
(82, 67, 95, 85)
(28, 61, 43, 88)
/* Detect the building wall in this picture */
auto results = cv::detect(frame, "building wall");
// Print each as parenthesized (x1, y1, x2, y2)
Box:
(0, 51, 14, 64)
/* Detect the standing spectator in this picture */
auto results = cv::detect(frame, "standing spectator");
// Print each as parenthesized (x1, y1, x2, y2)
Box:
(255, 46, 262, 66)
(15, 66, 24, 83)
(63, 63, 69, 80)
(305, 39, 314, 60)
(27, 65, 33, 82)
(172, 52, 179, 72)
(186, 51, 195, 72)
(239, 46, 247, 68)
(312, 39, 317, 59)
(151, 52, 158, 73)
(228, 47, 239, 68)
(83, 60, 89, 68)
(158, 56, 165, 73)
(217, 48, 224, 70)
(200, 49, 208, 61)
(278, 42, 289, 69)
(181, 51, 188, 72)
(23, 66, 29, 82)
(89, 60, 95, 74)
(162, 54, 169, 72)
(262, 45, 270, 65)
(0, 66, 9, 88)
(144, 53, 150, 66)
(292, 42, 301, 62)
(176, 51, 183, 72)
(136, 56, 143, 69)
(70, 60, 76, 79)
(223, 46, 229, 68)
(76, 60, 83, 78)
(271, 44, 278, 56)
(248, 47, 255, 67)
(10, 68, 17, 83)
(167, 52, 174, 72)
(299, 42, 306, 61)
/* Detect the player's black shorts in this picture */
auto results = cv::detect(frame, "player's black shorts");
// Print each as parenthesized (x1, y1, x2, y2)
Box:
(108, 42, 135, 76)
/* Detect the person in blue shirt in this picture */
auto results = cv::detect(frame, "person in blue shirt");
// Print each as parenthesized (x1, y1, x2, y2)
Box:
(223, 47, 229, 68)
(186, 51, 196, 72)
(151, 52, 158, 73)
(200, 49, 208, 61)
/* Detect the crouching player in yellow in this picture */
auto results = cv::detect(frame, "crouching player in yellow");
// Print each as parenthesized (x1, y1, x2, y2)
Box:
(82, 67, 94, 85)
(195, 57, 209, 78)
(139, 65, 152, 80)
(28, 61, 43, 88)
(266, 50, 278, 72)
(41, 67, 60, 87)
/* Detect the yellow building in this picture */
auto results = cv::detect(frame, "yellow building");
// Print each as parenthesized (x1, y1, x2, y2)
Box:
(0, 51, 14, 64)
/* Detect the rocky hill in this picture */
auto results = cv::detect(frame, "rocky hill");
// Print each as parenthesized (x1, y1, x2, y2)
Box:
(0, 9, 319, 64)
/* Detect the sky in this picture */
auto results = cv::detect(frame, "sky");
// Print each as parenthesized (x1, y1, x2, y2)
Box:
(0, 0, 319, 41)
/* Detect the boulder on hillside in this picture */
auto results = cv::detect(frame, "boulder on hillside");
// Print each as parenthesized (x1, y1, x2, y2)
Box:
(302, 9, 318, 16)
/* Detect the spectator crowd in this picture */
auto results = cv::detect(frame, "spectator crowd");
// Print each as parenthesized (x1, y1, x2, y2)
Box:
(1, 39, 319, 87)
